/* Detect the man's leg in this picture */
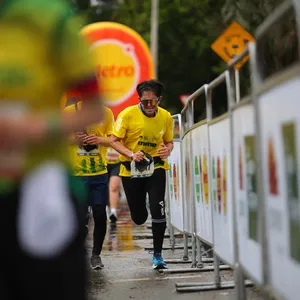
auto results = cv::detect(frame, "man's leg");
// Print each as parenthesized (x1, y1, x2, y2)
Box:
(90, 204, 107, 268)
(89, 174, 109, 269)
(108, 163, 121, 224)
(147, 168, 167, 269)
(77, 176, 90, 246)
(122, 177, 148, 225)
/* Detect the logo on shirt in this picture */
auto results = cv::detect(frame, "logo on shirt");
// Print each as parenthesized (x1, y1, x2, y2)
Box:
(138, 141, 157, 147)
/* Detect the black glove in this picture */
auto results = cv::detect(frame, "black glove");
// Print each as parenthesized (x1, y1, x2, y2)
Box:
(83, 144, 98, 152)
(135, 152, 153, 172)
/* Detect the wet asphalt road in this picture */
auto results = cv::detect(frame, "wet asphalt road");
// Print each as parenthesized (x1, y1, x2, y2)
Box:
(86, 201, 265, 300)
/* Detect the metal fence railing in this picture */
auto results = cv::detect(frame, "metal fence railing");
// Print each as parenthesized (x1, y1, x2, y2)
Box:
(165, 1, 300, 299)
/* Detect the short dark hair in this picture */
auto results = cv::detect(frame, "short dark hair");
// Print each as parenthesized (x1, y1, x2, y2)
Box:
(136, 79, 165, 97)
(65, 96, 80, 108)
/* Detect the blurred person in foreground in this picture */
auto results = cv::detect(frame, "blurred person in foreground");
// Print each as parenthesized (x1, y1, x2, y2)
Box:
(0, 0, 103, 299)
(110, 80, 174, 269)
(64, 97, 114, 270)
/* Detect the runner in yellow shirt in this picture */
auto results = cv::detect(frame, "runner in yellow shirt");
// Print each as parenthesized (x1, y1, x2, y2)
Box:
(111, 80, 174, 269)
(65, 100, 114, 270)
(0, 1, 103, 299)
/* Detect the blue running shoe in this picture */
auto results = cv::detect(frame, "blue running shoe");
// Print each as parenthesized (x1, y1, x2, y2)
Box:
(152, 253, 167, 269)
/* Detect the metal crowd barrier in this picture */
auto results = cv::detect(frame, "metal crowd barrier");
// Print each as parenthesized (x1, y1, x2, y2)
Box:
(165, 0, 300, 299)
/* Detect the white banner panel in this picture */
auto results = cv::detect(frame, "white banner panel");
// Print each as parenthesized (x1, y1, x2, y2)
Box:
(191, 124, 213, 244)
(259, 77, 300, 300)
(209, 117, 234, 265)
(182, 132, 193, 233)
(233, 103, 262, 283)
(167, 141, 184, 232)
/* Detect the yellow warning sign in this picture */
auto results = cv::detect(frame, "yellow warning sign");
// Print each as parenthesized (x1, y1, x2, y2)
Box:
(211, 21, 255, 69)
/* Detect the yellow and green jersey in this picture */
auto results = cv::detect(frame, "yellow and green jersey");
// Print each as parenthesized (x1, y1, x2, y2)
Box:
(65, 102, 114, 176)
(112, 105, 174, 177)
(0, 0, 96, 173)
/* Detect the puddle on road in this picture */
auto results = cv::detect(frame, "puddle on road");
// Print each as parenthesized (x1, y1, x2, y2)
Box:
(102, 221, 142, 252)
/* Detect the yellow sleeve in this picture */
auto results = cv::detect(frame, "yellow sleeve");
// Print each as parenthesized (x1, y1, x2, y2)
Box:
(105, 108, 114, 136)
(57, 14, 95, 86)
(112, 110, 128, 139)
(163, 112, 174, 142)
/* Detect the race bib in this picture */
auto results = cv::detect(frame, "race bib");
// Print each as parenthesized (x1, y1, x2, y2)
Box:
(77, 144, 99, 156)
(0, 102, 27, 177)
(130, 160, 154, 178)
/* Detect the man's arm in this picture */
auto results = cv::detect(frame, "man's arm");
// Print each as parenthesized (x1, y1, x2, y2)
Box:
(84, 107, 114, 147)
(0, 95, 103, 148)
(157, 112, 174, 159)
(110, 135, 133, 159)
(84, 134, 111, 147)
(165, 140, 174, 153)
(157, 140, 174, 159)
(67, 132, 88, 145)
(110, 135, 144, 162)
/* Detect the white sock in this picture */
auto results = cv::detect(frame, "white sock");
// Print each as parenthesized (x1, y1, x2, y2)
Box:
(106, 206, 110, 216)
(110, 208, 117, 216)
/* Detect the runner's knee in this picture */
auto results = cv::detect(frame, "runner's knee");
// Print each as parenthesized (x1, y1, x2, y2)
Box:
(131, 214, 148, 225)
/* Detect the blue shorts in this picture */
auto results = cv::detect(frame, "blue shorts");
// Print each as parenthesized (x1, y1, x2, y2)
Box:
(79, 174, 109, 206)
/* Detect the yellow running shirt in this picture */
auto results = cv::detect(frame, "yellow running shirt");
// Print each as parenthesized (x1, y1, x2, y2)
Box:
(112, 105, 174, 177)
(65, 102, 114, 176)
(0, 0, 96, 171)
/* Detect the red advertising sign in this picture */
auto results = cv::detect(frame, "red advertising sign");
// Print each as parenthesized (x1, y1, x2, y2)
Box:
(81, 22, 155, 118)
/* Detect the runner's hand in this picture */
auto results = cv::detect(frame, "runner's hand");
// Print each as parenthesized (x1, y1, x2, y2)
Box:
(132, 151, 144, 162)
(75, 132, 88, 146)
(157, 144, 170, 159)
(84, 134, 100, 145)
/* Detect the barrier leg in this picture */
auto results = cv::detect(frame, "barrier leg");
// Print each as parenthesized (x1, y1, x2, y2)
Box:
(183, 233, 189, 261)
(196, 238, 204, 268)
(175, 253, 253, 292)
(169, 225, 175, 250)
(160, 250, 230, 275)
(165, 257, 213, 264)
(191, 233, 197, 268)
(234, 263, 247, 300)
(165, 174, 176, 250)
(214, 254, 221, 288)
(165, 239, 213, 264)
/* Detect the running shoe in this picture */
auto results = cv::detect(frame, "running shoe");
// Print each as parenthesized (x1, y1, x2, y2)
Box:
(152, 253, 167, 269)
(109, 213, 117, 224)
(91, 255, 104, 270)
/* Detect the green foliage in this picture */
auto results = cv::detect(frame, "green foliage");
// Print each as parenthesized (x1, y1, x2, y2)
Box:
(71, 0, 290, 117)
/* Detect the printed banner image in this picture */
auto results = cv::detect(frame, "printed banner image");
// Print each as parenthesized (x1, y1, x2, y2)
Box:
(233, 104, 262, 284)
(259, 77, 300, 300)
(167, 141, 184, 232)
(191, 124, 213, 244)
(209, 118, 234, 265)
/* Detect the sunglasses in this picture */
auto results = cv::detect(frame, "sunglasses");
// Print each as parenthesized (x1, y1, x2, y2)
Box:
(140, 97, 160, 107)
